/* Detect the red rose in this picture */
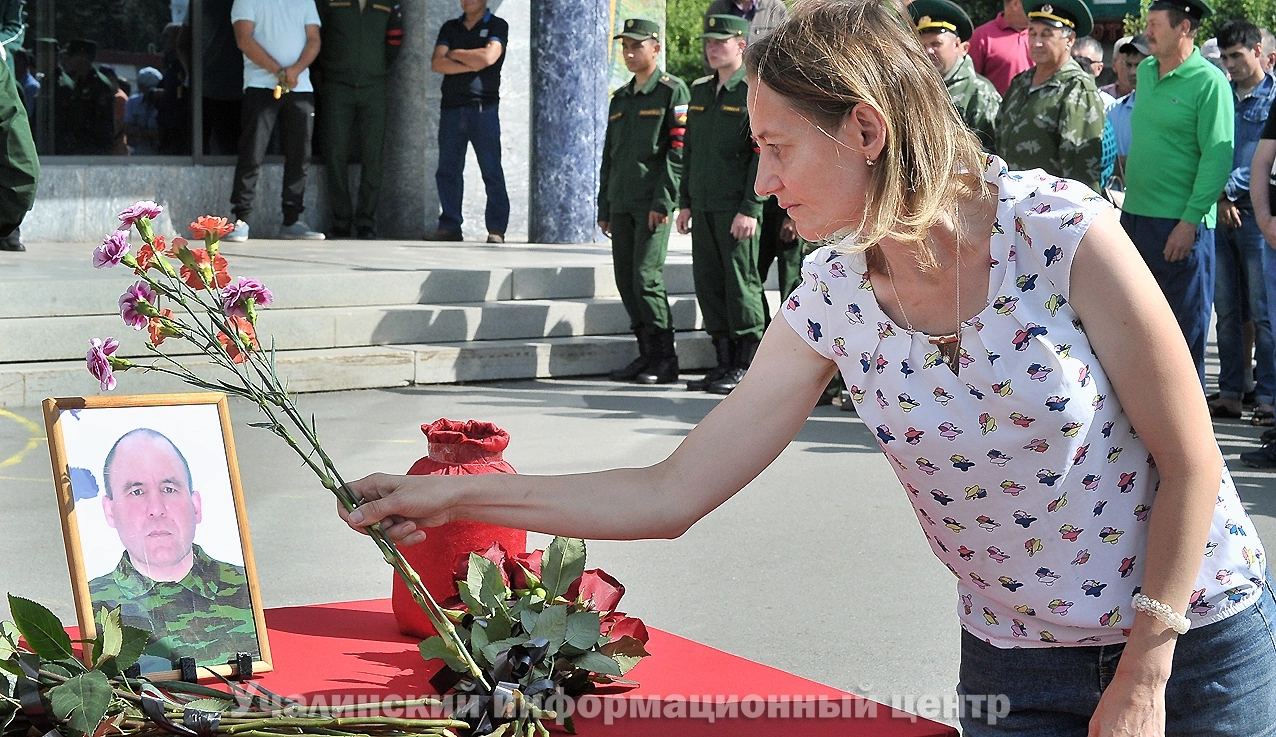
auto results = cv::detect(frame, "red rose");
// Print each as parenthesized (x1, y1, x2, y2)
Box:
(453, 541, 511, 588)
(566, 569, 625, 613)
(602, 612, 649, 644)
(507, 549, 543, 591)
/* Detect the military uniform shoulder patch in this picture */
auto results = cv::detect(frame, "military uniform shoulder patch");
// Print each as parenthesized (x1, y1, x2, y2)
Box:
(691, 75, 714, 86)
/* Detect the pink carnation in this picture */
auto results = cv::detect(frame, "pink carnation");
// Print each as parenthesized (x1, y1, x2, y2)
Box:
(221, 277, 274, 316)
(117, 200, 163, 230)
(119, 281, 157, 330)
(93, 231, 131, 268)
(86, 338, 119, 391)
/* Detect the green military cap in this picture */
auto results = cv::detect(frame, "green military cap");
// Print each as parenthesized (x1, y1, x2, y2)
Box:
(1025, 0, 1093, 38)
(701, 14, 749, 40)
(615, 18, 661, 41)
(908, 0, 974, 42)
(1148, 0, 1213, 20)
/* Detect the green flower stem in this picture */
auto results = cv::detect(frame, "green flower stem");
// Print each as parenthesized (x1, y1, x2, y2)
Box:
(120, 228, 489, 694)
(226, 350, 488, 686)
(223, 718, 469, 733)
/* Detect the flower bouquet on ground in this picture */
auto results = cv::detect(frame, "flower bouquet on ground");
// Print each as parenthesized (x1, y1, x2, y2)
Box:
(423, 539, 650, 734)
(63, 203, 651, 735)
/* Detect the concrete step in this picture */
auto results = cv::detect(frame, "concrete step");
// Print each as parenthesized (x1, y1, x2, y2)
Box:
(0, 295, 710, 362)
(0, 333, 720, 407)
(0, 262, 698, 318)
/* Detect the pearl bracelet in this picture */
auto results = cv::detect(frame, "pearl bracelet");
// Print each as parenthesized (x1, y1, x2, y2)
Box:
(1131, 593, 1190, 635)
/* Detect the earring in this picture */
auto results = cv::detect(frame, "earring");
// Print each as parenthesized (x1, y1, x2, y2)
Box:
(866, 157, 875, 167)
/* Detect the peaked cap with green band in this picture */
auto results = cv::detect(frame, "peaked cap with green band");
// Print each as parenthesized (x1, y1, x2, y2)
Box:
(1148, 0, 1213, 20)
(701, 14, 749, 40)
(908, 0, 974, 42)
(1025, 0, 1093, 38)
(615, 18, 661, 41)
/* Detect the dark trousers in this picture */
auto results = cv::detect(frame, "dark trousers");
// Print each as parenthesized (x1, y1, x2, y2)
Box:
(1215, 205, 1276, 403)
(757, 197, 802, 325)
(436, 103, 509, 235)
(610, 209, 673, 331)
(321, 80, 387, 231)
(203, 97, 242, 155)
(230, 88, 314, 225)
(690, 209, 765, 340)
(1120, 211, 1215, 389)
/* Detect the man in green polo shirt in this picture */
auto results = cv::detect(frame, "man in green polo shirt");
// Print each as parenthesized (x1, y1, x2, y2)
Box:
(1122, 0, 1233, 389)
(598, 19, 690, 385)
(676, 14, 767, 395)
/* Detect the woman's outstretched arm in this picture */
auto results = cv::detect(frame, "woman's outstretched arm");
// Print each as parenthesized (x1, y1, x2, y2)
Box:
(341, 318, 838, 543)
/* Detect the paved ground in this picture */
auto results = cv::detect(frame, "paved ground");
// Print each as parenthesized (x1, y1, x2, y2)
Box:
(2, 376, 1274, 729)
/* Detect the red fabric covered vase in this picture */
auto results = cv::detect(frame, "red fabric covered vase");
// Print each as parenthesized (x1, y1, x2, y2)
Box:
(392, 419, 528, 637)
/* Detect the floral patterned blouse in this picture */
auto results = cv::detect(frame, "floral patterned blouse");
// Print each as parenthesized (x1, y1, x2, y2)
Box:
(782, 156, 1267, 647)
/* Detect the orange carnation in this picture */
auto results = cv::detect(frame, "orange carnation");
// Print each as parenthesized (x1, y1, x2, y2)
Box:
(148, 308, 175, 347)
(217, 315, 258, 363)
(179, 248, 231, 290)
(190, 215, 235, 239)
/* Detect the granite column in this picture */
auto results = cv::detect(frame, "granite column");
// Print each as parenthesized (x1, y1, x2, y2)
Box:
(529, 0, 609, 243)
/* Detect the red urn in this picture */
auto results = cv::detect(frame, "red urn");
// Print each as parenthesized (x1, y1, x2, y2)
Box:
(392, 418, 528, 637)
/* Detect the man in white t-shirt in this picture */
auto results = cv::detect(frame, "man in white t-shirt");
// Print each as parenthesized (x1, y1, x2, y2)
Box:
(225, 0, 324, 241)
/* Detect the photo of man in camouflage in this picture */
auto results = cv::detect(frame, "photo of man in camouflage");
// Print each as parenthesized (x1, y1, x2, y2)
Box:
(89, 428, 259, 673)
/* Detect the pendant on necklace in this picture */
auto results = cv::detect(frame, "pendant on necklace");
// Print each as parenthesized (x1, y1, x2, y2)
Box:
(930, 332, 962, 376)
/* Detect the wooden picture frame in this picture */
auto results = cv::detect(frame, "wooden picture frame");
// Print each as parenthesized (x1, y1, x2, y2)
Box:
(43, 392, 272, 680)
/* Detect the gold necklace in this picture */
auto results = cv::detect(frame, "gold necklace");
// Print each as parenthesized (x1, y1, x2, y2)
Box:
(883, 245, 962, 376)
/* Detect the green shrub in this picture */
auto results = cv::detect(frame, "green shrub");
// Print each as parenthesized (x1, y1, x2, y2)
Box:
(666, 0, 715, 83)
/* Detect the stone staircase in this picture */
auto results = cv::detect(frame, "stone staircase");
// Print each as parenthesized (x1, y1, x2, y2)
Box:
(0, 237, 777, 408)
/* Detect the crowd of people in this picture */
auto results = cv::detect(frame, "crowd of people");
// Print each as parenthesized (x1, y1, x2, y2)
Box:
(596, 0, 1276, 475)
(344, 3, 1276, 735)
(5, 0, 504, 246)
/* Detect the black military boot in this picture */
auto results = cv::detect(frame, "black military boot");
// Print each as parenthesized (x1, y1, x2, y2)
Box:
(609, 327, 651, 382)
(708, 336, 760, 394)
(636, 328, 679, 384)
(687, 336, 732, 391)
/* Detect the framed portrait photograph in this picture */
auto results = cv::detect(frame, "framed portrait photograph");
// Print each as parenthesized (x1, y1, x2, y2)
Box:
(43, 392, 272, 680)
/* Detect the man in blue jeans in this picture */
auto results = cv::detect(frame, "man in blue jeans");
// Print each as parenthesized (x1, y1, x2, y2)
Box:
(424, 0, 509, 243)
(1213, 19, 1276, 425)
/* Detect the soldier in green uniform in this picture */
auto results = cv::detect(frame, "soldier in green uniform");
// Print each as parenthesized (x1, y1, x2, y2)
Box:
(909, 0, 1001, 151)
(995, 0, 1105, 190)
(316, 0, 404, 239)
(88, 429, 258, 673)
(599, 19, 689, 384)
(0, 39, 39, 253)
(676, 14, 767, 395)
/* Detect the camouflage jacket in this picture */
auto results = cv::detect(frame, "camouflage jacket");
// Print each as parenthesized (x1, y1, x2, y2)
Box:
(89, 544, 258, 672)
(945, 55, 1001, 152)
(995, 58, 1105, 191)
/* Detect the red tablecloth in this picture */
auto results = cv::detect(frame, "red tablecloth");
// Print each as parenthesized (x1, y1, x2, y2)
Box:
(254, 599, 956, 736)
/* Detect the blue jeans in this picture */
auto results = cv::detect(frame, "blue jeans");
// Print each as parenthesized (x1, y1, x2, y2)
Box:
(435, 103, 510, 235)
(958, 573, 1276, 736)
(1121, 212, 1215, 390)
(1216, 207, 1276, 404)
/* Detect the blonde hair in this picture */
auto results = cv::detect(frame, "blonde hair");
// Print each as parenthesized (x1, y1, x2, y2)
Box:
(745, 0, 987, 268)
